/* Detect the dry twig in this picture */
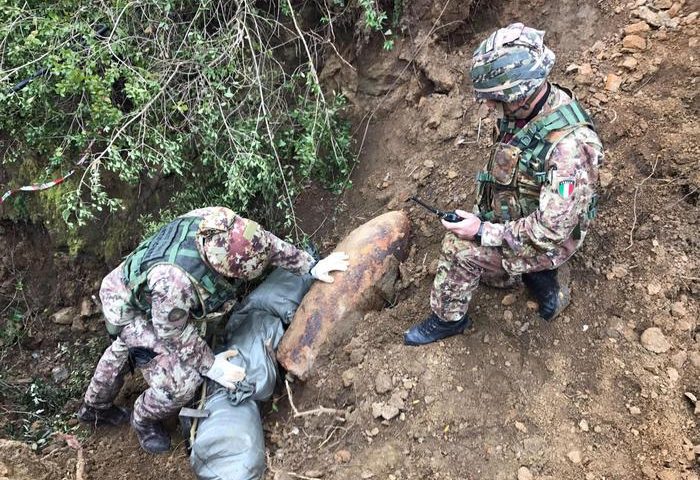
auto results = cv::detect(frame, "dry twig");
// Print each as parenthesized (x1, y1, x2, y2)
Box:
(624, 157, 659, 251)
(285, 378, 343, 418)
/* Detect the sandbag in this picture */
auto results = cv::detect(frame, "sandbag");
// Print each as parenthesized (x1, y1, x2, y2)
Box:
(189, 268, 313, 480)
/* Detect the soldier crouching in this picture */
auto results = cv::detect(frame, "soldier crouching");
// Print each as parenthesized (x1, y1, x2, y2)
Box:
(404, 23, 604, 346)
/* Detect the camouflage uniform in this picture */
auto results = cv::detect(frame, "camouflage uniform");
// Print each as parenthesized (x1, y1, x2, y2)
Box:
(84, 207, 315, 423)
(431, 85, 604, 321)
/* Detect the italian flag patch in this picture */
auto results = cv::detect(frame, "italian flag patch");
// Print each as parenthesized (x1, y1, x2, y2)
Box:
(558, 179, 575, 199)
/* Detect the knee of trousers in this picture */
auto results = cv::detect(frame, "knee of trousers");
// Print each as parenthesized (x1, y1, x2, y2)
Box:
(142, 360, 204, 405)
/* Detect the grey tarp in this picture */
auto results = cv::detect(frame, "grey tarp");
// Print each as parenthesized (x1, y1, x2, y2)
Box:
(190, 268, 314, 480)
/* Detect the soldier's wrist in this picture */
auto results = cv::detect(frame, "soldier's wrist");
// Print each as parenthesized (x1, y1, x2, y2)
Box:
(474, 221, 484, 243)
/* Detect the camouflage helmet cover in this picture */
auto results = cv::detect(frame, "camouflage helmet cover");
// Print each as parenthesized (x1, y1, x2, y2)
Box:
(470, 23, 555, 103)
(196, 207, 271, 280)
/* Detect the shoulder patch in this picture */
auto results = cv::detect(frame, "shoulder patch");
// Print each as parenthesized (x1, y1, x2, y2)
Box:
(557, 179, 576, 199)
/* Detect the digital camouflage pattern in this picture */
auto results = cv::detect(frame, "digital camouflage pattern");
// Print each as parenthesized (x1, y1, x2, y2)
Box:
(470, 23, 555, 103)
(432, 85, 603, 321)
(431, 234, 521, 321)
(193, 207, 315, 280)
(84, 207, 315, 422)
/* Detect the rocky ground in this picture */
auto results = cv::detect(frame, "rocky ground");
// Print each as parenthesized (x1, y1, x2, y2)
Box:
(1, 0, 698, 479)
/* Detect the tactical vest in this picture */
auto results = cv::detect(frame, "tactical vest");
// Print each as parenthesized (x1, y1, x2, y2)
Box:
(476, 93, 596, 224)
(122, 216, 239, 319)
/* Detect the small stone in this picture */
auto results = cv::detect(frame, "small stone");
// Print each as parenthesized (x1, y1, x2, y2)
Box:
(647, 282, 663, 295)
(579, 419, 590, 432)
(567, 449, 582, 464)
(629, 405, 642, 415)
(361, 472, 375, 480)
(575, 63, 595, 85)
(518, 466, 534, 480)
(423, 160, 435, 169)
(380, 404, 400, 420)
(667, 367, 679, 383)
(670, 351, 687, 369)
(274, 472, 293, 480)
(526, 301, 538, 311)
(640, 327, 671, 353)
(668, 3, 681, 17)
(51, 365, 70, 383)
(502, 294, 516, 306)
(624, 21, 651, 34)
(334, 449, 352, 463)
(71, 318, 87, 333)
(515, 421, 528, 433)
(670, 302, 687, 317)
(371, 402, 384, 419)
(653, 0, 673, 9)
(375, 372, 392, 395)
(304, 470, 324, 478)
(621, 56, 639, 70)
(599, 169, 614, 188)
(447, 170, 458, 179)
(51, 307, 76, 325)
(657, 469, 681, 480)
(341, 369, 356, 388)
(634, 6, 664, 27)
(350, 348, 365, 365)
(80, 297, 98, 318)
(689, 351, 700, 368)
(503, 310, 514, 321)
(690, 37, 699, 49)
(605, 73, 623, 92)
(623, 35, 647, 50)
(684, 12, 699, 24)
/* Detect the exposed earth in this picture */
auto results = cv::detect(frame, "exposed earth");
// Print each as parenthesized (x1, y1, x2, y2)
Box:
(1, 0, 699, 479)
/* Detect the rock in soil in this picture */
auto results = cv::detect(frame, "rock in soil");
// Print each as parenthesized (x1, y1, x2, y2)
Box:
(51, 306, 76, 325)
(567, 449, 583, 464)
(640, 327, 671, 353)
(375, 372, 392, 394)
(517, 466, 534, 480)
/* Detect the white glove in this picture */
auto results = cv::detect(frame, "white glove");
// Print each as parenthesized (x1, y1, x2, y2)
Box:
(310, 251, 349, 283)
(204, 350, 246, 390)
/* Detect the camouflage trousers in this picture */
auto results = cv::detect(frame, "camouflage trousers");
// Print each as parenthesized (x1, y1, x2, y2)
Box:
(83, 318, 203, 423)
(430, 233, 554, 321)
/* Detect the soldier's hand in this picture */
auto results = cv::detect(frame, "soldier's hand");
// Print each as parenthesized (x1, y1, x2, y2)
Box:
(311, 251, 350, 283)
(441, 210, 481, 240)
(204, 350, 246, 390)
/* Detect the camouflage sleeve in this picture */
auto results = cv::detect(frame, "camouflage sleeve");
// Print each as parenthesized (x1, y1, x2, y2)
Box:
(147, 265, 215, 374)
(263, 231, 316, 275)
(480, 128, 603, 253)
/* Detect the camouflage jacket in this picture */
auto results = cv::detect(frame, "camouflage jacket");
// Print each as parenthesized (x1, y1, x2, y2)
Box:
(102, 207, 315, 373)
(478, 85, 604, 274)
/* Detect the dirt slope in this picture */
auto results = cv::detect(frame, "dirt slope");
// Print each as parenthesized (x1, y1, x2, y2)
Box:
(270, 1, 700, 479)
(0, 0, 698, 479)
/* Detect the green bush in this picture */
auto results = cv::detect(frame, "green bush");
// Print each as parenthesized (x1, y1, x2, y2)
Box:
(0, 0, 354, 239)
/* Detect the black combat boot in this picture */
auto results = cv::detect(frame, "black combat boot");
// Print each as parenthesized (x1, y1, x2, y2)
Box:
(522, 269, 570, 321)
(131, 416, 171, 454)
(404, 313, 472, 346)
(76, 403, 131, 426)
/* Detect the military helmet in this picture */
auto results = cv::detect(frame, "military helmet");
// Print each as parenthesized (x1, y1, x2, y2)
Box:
(470, 23, 555, 103)
(196, 207, 271, 280)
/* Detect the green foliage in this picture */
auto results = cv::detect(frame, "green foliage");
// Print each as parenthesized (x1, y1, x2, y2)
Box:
(0, 0, 354, 240)
(0, 310, 25, 347)
(357, 0, 388, 30)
